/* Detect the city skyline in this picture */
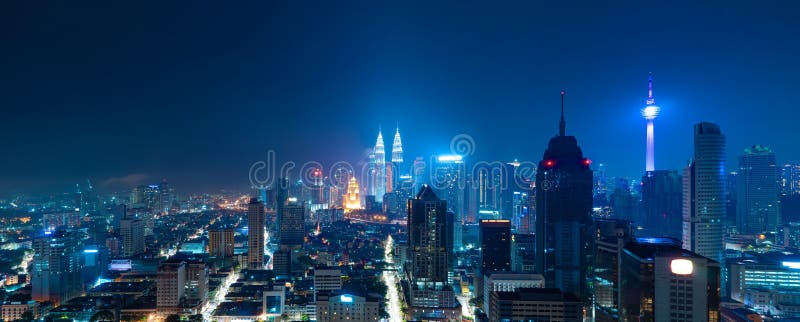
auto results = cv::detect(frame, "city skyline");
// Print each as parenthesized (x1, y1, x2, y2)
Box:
(2, 2, 799, 194)
(4, 3, 800, 321)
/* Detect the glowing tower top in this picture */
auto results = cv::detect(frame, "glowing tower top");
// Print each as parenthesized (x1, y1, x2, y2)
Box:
(642, 73, 661, 172)
(374, 129, 386, 201)
(391, 126, 403, 163)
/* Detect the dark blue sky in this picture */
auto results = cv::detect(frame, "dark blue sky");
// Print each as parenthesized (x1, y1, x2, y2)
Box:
(1, 1, 798, 194)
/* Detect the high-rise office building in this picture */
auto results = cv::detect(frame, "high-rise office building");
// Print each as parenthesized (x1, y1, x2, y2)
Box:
(780, 163, 800, 196)
(433, 154, 466, 252)
(280, 203, 305, 247)
(208, 228, 234, 258)
(159, 178, 174, 215)
(247, 198, 265, 269)
(619, 238, 720, 322)
(406, 185, 460, 321)
(593, 219, 635, 322)
(642, 73, 661, 172)
(374, 130, 386, 202)
(120, 216, 145, 257)
(31, 230, 83, 306)
(682, 122, 726, 262)
(737, 145, 778, 234)
(511, 234, 536, 273)
(157, 259, 186, 313)
(641, 170, 682, 239)
(534, 91, 594, 300)
(184, 259, 208, 305)
(480, 220, 512, 275)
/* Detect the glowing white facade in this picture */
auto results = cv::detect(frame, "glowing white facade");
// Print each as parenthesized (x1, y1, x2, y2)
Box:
(374, 130, 386, 201)
(392, 127, 403, 163)
(642, 73, 661, 172)
(682, 122, 726, 262)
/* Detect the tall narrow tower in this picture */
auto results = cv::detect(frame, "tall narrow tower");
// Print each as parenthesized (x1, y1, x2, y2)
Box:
(391, 126, 404, 190)
(534, 90, 594, 300)
(392, 126, 403, 164)
(374, 129, 386, 202)
(642, 73, 661, 172)
(247, 198, 265, 269)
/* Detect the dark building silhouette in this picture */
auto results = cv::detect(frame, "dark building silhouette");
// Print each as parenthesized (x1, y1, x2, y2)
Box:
(247, 198, 265, 269)
(619, 238, 720, 322)
(406, 185, 460, 320)
(480, 219, 512, 275)
(736, 145, 778, 234)
(641, 170, 682, 239)
(534, 92, 594, 300)
(594, 219, 635, 322)
(279, 203, 305, 247)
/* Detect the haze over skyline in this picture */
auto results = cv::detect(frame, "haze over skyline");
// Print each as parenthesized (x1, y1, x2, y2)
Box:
(2, 1, 798, 193)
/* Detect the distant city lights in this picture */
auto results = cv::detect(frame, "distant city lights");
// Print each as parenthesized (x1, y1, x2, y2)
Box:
(437, 155, 463, 162)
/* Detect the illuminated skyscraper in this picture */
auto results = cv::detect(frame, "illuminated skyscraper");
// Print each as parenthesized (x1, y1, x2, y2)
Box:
(247, 198, 265, 269)
(642, 73, 660, 172)
(344, 176, 362, 210)
(208, 229, 234, 258)
(407, 185, 461, 321)
(683, 122, 726, 262)
(32, 230, 83, 306)
(780, 163, 800, 196)
(120, 216, 145, 257)
(534, 91, 594, 300)
(737, 145, 778, 234)
(433, 154, 466, 252)
(392, 126, 403, 165)
(374, 130, 386, 202)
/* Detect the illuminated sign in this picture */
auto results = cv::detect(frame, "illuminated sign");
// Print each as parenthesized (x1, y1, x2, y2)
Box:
(782, 261, 800, 269)
(437, 155, 463, 162)
(83, 249, 98, 253)
(670, 259, 694, 275)
(109, 259, 132, 271)
(340, 295, 353, 303)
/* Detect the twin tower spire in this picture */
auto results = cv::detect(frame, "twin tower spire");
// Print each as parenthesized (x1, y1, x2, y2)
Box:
(375, 125, 403, 163)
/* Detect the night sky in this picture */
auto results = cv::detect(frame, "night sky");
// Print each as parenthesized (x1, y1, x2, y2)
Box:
(1, 1, 798, 194)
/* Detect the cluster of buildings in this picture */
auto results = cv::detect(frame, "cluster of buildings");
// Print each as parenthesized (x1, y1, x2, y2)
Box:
(3, 74, 800, 322)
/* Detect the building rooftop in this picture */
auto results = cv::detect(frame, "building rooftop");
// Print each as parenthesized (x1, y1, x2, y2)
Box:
(623, 237, 714, 263)
(495, 288, 580, 302)
(213, 301, 263, 317)
(89, 281, 152, 294)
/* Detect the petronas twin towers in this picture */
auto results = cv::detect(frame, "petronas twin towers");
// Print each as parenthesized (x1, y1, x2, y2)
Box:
(369, 126, 403, 201)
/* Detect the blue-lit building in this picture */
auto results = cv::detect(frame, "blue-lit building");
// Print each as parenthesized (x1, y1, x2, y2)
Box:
(683, 122, 726, 263)
(736, 145, 778, 234)
(32, 230, 84, 306)
(406, 186, 461, 321)
(729, 254, 800, 317)
(432, 154, 466, 252)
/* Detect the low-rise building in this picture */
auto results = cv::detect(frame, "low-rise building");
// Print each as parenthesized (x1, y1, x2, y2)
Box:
(1, 301, 38, 321)
(315, 291, 381, 322)
(489, 288, 582, 322)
